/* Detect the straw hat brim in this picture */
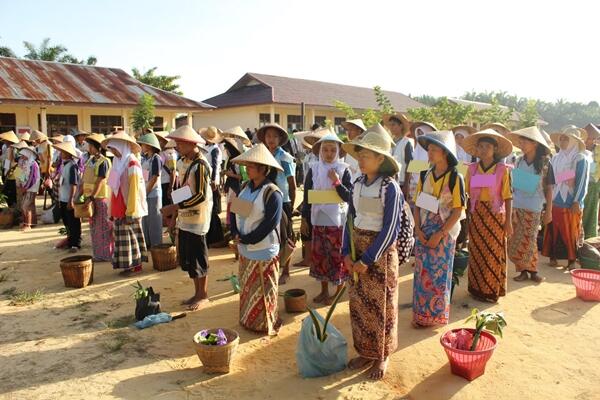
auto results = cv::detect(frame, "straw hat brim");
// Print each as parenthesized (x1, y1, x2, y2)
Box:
(410, 121, 438, 136)
(85, 134, 106, 147)
(103, 133, 142, 153)
(451, 125, 477, 136)
(383, 113, 411, 130)
(341, 141, 400, 175)
(462, 130, 514, 158)
(223, 137, 245, 155)
(417, 135, 459, 166)
(312, 136, 343, 156)
(257, 124, 289, 146)
(137, 135, 162, 151)
(481, 123, 510, 136)
(549, 132, 585, 152)
(222, 127, 252, 147)
(199, 127, 224, 144)
(230, 143, 284, 172)
(52, 142, 79, 158)
(341, 119, 366, 132)
(0, 131, 19, 144)
(49, 135, 64, 143)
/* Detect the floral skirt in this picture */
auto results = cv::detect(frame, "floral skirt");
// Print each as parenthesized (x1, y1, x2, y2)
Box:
(239, 255, 280, 335)
(310, 225, 349, 285)
(508, 208, 541, 272)
(90, 198, 114, 261)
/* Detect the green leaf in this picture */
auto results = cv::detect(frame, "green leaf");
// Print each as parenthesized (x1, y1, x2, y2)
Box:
(321, 286, 347, 342)
(307, 308, 323, 342)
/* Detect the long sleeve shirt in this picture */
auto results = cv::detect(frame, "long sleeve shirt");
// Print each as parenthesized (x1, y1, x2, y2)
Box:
(179, 156, 209, 209)
(342, 176, 402, 265)
(301, 167, 352, 221)
(548, 157, 589, 208)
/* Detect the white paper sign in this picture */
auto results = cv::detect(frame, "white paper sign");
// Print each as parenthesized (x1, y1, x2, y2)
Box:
(416, 191, 439, 214)
(171, 185, 192, 204)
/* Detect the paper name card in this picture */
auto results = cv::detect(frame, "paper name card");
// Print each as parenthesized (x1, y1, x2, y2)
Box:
(308, 190, 342, 204)
(13, 166, 24, 180)
(512, 168, 541, 193)
(555, 170, 575, 184)
(230, 197, 253, 217)
(457, 162, 469, 176)
(407, 160, 430, 174)
(470, 174, 495, 188)
(171, 185, 193, 204)
(416, 191, 439, 214)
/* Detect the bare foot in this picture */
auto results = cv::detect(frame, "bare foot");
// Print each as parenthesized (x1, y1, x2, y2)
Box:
(513, 271, 529, 282)
(348, 356, 373, 370)
(272, 317, 283, 334)
(188, 298, 210, 311)
(530, 273, 545, 283)
(181, 296, 196, 305)
(411, 320, 428, 329)
(367, 359, 389, 380)
(278, 273, 290, 285)
(313, 292, 328, 303)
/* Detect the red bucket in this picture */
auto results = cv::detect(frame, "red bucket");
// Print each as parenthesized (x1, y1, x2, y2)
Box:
(440, 328, 497, 381)
(571, 269, 600, 301)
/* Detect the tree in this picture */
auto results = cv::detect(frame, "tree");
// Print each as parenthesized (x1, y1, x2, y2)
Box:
(518, 99, 540, 128)
(132, 67, 183, 95)
(0, 37, 16, 57)
(334, 86, 395, 128)
(22, 37, 96, 65)
(407, 97, 475, 129)
(131, 94, 155, 134)
(473, 98, 513, 127)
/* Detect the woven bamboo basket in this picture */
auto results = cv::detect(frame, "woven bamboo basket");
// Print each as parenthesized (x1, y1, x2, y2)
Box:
(193, 328, 240, 373)
(150, 244, 178, 271)
(73, 202, 93, 219)
(60, 255, 93, 288)
(0, 209, 15, 228)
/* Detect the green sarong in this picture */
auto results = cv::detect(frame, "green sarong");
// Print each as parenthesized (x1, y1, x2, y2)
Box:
(583, 179, 600, 239)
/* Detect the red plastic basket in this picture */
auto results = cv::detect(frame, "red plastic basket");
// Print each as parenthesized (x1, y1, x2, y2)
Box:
(571, 269, 600, 301)
(440, 328, 497, 381)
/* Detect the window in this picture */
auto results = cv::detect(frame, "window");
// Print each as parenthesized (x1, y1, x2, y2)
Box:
(334, 117, 346, 134)
(0, 113, 16, 134)
(91, 115, 123, 135)
(153, 116, 164, 132)
(39, 114, 78, 135)
(287, 115, 302, 132)
(259, 113, 280, 126)
(314, 116, 326, 127)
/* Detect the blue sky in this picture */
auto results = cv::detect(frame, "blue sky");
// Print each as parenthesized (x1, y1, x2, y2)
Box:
(2, 0, 599, 104)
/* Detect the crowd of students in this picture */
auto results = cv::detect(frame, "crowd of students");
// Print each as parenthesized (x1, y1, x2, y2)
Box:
(1, 115, 598, 381)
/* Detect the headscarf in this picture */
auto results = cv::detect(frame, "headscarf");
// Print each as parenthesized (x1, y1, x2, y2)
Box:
(311, 140, 348, 226)
(552, 136, 584, 202)
(106, 140, 132, 193)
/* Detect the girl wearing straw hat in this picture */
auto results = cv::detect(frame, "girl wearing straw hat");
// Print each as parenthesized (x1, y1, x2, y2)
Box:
(221, 134, 248, 229)
(301, 133, 351, 305)
(0, 131, 20, 208)
(542, 126, 590, 270)
(229, 143, 284, 334)
(154, 132, 178, 207)
(138, 133, 164, 250)
(581, 124, 600, 238)
(81, 133, 113, 262)
(104, 131, 148, 276)
(506, 126, 553, 283)
(341, 130, 403, 381)
(412, 131, 466, 328)
(257, 123, 296, 284)
(341, 119, 367, 182)
(408, 122, 437, 203)
(385, 113, 414, 196)
(15, 145, 40, 231)
(162, 126, 213, 311)
(200, 126, 226, 248)
(53, 141, 82, 252)
(463, 129, 514, 303)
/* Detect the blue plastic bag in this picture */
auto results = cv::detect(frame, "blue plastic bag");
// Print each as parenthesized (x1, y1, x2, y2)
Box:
(296, 311, 347, 378)
(134, 312, 172, 329)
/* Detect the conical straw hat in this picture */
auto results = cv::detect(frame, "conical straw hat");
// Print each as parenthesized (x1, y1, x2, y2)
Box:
(367, 123, 395, 147)
(417, 130, 458, 166)
(304, 127, 333, 147)
(52, 141, 79, 158)
(311, 133, 344, 156)
(199, 126, 223, 144)
(410, 121, 437, 137)
(30, 130, 48, 142)
(342, 131, 400, 174)
(167, 125, 205, 144)
(582, 123, 600, 141)
(85, 133, 106, 147)
(222, 126, 252, 147)
(482, 122, 510, 136)
(341, 119, 366, 132)
(451, 125, 477, 137)
(462, 128, 514, 158)
(257, 123, 289, 146)
(102, 131, 142, 153)
(137, 133, 162, 151)
(507, 126, 552, 155)
(550, 125, 585, 152)
(0, 130, 19, 144)
(230, 143, 283, 172)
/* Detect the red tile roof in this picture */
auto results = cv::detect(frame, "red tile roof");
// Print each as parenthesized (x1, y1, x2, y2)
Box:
(0, 57, 213, 110)
(203, 73, 425, 111)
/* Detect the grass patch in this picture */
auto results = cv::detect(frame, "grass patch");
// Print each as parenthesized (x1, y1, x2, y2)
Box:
(102, 333, 130, 353)
(9, 289, 44, 306)
(2, 287, 16, 296)
(106, 315, 135, 329)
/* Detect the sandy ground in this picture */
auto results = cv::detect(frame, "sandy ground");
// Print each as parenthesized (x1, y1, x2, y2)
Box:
(1, 199, 599, 400)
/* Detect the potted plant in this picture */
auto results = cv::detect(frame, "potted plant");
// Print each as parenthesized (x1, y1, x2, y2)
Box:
(440, 308, 507, 380)
(193, 328, 240, 374)
(296, 286, 347, 377)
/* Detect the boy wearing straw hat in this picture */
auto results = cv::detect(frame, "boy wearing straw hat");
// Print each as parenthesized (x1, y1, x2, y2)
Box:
(385, 114, 414, 196)
(162, 125, 213, 311)
(200, 126, 226, 248)
(257, 123, 297, 284)
(341, 119, 366, 182)
(53, 141, 82, 252)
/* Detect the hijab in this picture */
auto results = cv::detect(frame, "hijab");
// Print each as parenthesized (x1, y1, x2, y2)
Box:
(552, 136, 584, 202)
(311, 141, 348, 226)
(106, 140, 132, 193)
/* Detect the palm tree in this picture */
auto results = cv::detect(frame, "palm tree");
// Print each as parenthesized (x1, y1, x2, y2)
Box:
(0, 37, 16, 57)
(22, 38, 96, 65)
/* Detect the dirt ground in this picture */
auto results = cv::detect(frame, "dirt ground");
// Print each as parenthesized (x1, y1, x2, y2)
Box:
(0, 199, 599, 400)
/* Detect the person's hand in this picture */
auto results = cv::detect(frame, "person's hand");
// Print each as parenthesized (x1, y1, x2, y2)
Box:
(210, 182, 217, 191)
(504, 221, 513, 238)
(426, 231, 443, 248)
(84, 197, 92, 205)
(68, 201, 74, 210)
(353, 261, 368, 274)
(300, 218, 309, 237)
(161, 204, 178, 219)
(571, 202, 581, 214)
(328, 169, 340, 184)
(415, 228, 427, 244)
(543, 210, 552, 225)
(344, 255, 354, 274)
